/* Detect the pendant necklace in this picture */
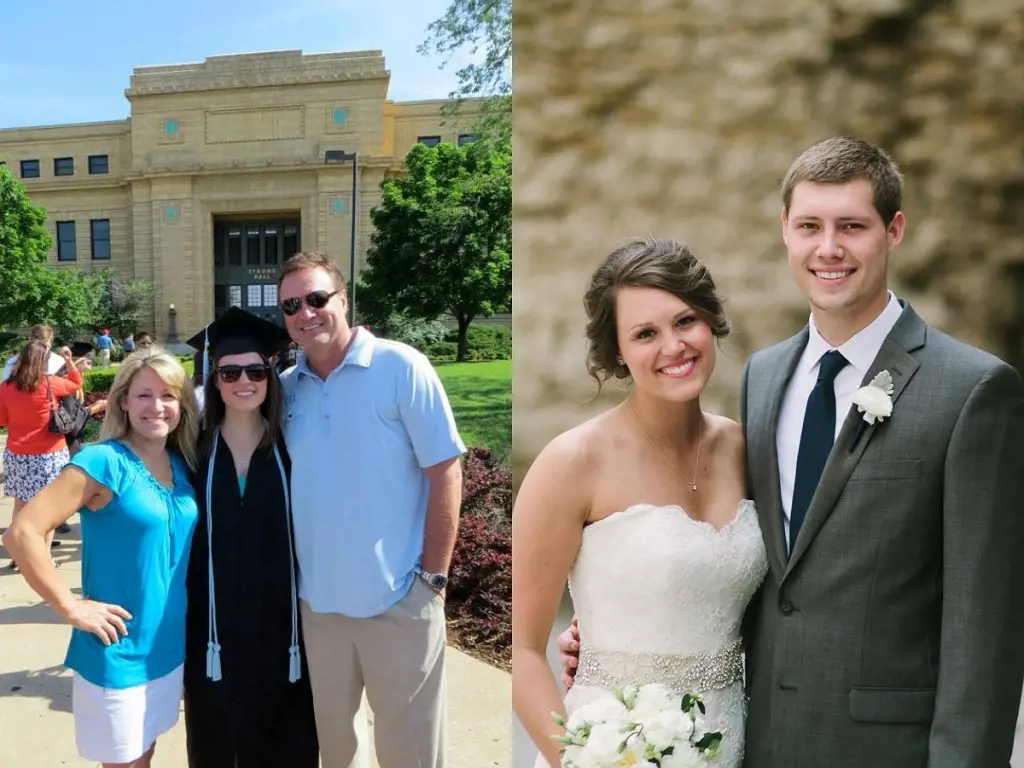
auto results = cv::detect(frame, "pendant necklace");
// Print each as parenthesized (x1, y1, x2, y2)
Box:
(628, 397, 703, 492)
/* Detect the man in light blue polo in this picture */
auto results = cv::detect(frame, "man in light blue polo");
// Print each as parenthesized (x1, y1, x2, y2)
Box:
(277, 251, 465, 768)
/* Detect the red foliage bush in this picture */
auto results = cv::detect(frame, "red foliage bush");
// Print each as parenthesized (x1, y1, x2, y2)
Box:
(446, 447, 512, 669)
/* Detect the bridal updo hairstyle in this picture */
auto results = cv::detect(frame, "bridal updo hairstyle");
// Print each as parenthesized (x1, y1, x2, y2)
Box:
(583, 236, 730, 388)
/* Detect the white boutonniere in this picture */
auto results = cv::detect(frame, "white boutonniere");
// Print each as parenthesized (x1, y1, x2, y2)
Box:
(851, 370, 894, 424)
(849, 370, 895, 454)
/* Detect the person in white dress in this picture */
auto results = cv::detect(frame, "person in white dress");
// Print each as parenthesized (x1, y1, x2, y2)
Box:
(511, 237, 769, 768)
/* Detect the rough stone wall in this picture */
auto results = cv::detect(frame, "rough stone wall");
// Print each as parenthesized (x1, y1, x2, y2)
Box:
(512, 0, 1024, 485)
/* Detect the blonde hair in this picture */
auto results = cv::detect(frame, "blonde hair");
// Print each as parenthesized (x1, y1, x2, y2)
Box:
(28, 323, 54, 347)
(100, 347, 199, 470)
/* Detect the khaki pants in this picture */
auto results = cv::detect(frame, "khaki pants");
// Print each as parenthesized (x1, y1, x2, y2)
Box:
(301, 579, 447, 768)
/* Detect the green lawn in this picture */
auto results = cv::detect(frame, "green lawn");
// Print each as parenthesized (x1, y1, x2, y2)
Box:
(435, 360, 511, 461)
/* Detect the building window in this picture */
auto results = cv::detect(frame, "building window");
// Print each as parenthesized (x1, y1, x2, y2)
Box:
(88, 155, 109, 175)
(263, 284, 278, 306)
(417, 136, 441, 147)
(54, 157, 74, 176)
(21, 159, 40, 178)
(283, 225, 299, 261)
(457, 134, 477, 146)
(332, 108, 348, 125)
(228, 285, 242, 307)
(57, 221, 77, 262)
(90, 219, 111, 260)
(247, 285, 263, 307)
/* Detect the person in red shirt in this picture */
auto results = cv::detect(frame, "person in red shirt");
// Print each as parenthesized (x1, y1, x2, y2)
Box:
(0, 341, 82, 569)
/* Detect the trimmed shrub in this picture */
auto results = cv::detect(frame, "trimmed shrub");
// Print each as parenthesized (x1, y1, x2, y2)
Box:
(84, 370, 117, 393)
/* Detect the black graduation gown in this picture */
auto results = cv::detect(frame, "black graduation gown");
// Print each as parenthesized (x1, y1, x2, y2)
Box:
(183, 435, 319, 768)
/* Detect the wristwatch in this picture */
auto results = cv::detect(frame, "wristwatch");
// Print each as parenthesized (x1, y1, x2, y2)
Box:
(416, 567, 448, 592)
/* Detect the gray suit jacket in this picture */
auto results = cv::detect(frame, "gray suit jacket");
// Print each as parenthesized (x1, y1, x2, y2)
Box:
(738, 301, 1024, 767)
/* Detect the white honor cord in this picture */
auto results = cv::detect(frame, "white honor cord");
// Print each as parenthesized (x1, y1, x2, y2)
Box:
(205, 429, 223, 681)
(205, 428, 302, 683)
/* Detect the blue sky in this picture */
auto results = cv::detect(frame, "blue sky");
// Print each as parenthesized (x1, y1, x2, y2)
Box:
(0, 0, 469, 129)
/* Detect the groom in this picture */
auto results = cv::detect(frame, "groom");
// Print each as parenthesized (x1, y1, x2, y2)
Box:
(558, 136, 1024, 766)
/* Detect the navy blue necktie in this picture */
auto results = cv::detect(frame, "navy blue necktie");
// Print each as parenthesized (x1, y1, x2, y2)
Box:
(789, 350, 849, 556)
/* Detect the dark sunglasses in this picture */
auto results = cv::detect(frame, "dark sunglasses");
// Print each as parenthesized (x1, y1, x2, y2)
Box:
(215, 364, 271, 383)
(280, 289, 339, 316)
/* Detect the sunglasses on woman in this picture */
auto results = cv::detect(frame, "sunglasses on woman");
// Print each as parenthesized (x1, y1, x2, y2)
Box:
(215, 364, 271, 383)
(280, 289, 339, 316)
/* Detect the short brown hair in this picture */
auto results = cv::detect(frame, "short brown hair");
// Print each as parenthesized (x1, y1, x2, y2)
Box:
(10, 341, 50, 393)
(277, 251, 347, 296)
(782, 136, 904, 224)
(584, 237, 730, 388)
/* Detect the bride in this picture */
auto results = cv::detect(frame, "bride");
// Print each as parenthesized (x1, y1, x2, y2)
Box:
(511, 237, 768, 767)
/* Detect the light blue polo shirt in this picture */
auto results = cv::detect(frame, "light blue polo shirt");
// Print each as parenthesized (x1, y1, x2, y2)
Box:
(63, 441, 198, 688)
(281, 329, 466, 618)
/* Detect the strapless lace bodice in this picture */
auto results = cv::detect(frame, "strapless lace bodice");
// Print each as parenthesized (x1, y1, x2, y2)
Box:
(570, 500, 767, 657)
(539, 500, 768, 768)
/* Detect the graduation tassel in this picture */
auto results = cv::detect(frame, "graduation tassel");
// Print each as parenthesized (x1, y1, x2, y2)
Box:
(202, 326, 210, 386)
(288, 645, 301, 683)
(207, 640, 223, 682)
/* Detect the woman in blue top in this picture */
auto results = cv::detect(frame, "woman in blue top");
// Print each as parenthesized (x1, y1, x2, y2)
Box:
(3, 348, 201, 768)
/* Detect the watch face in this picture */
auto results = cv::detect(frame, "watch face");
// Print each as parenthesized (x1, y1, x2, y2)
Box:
(430, 574, 447, 589)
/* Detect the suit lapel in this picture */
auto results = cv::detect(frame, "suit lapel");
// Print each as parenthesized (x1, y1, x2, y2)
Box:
(784, 303, 927, 574)
(752, 331, 807, 580)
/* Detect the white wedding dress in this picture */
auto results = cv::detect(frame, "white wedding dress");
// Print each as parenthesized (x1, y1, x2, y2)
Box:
(537, 501, 768, 767)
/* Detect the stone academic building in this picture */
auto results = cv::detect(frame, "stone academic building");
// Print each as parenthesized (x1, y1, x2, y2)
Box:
(0, 50, 481, 342)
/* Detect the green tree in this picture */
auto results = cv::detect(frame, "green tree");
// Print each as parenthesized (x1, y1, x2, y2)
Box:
(0, 165, 102, 332)
(360, 139, 511, 361)
(93, 271, 154, 338)
(419, 0, 511, 143)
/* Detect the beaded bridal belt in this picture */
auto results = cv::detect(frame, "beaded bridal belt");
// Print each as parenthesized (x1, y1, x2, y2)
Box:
(575, 639, 744, 692)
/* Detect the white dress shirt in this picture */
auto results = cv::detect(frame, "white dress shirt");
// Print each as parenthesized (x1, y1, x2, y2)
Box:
(776, 292, 904, 549)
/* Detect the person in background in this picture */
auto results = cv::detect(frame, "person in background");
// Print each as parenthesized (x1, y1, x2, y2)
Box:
(0, 341, 82, 570)
(2, 324, 64, 381)
(136, 332, 155, 352)
(96, 330, 114, 367)
(182, 307, 319, 767)
(56, 354, 108, 457)
(275, 342, 299, 374)
(54, 349, 107, 535)
(2, 349, 200, 768)
(123, 333, 136, 354)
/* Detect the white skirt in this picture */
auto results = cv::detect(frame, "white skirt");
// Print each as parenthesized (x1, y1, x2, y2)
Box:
(72, 663, 183, 763)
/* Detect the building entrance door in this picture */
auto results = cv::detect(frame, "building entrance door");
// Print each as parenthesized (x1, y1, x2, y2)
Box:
(213, 217, 300, 327)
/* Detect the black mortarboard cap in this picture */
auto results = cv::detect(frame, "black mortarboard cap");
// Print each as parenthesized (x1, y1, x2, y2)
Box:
(71, 340, 95, 357)
(185, 307, 292, 383)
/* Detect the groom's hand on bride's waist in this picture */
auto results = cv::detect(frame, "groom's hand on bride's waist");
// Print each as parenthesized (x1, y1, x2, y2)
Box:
(557, 617, 581, 689)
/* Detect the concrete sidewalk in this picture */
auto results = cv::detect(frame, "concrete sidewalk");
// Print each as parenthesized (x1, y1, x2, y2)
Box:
(0, 494, 510, 767)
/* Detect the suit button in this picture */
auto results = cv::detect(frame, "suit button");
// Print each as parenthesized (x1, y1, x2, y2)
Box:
(779, 600, 794, 615)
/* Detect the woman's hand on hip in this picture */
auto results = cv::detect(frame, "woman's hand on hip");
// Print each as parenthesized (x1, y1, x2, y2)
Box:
(63, 599, 132, 646)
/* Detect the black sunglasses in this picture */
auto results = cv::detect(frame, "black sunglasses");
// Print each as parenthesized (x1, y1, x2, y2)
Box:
(215, 364, 271, 383)
(280, 289, 339, 316)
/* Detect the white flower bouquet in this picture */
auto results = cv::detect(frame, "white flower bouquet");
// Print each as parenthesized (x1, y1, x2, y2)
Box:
(551, 683, 724, 767)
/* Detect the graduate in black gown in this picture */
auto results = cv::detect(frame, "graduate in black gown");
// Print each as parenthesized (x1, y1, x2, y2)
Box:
(183, 308, 319, 768)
